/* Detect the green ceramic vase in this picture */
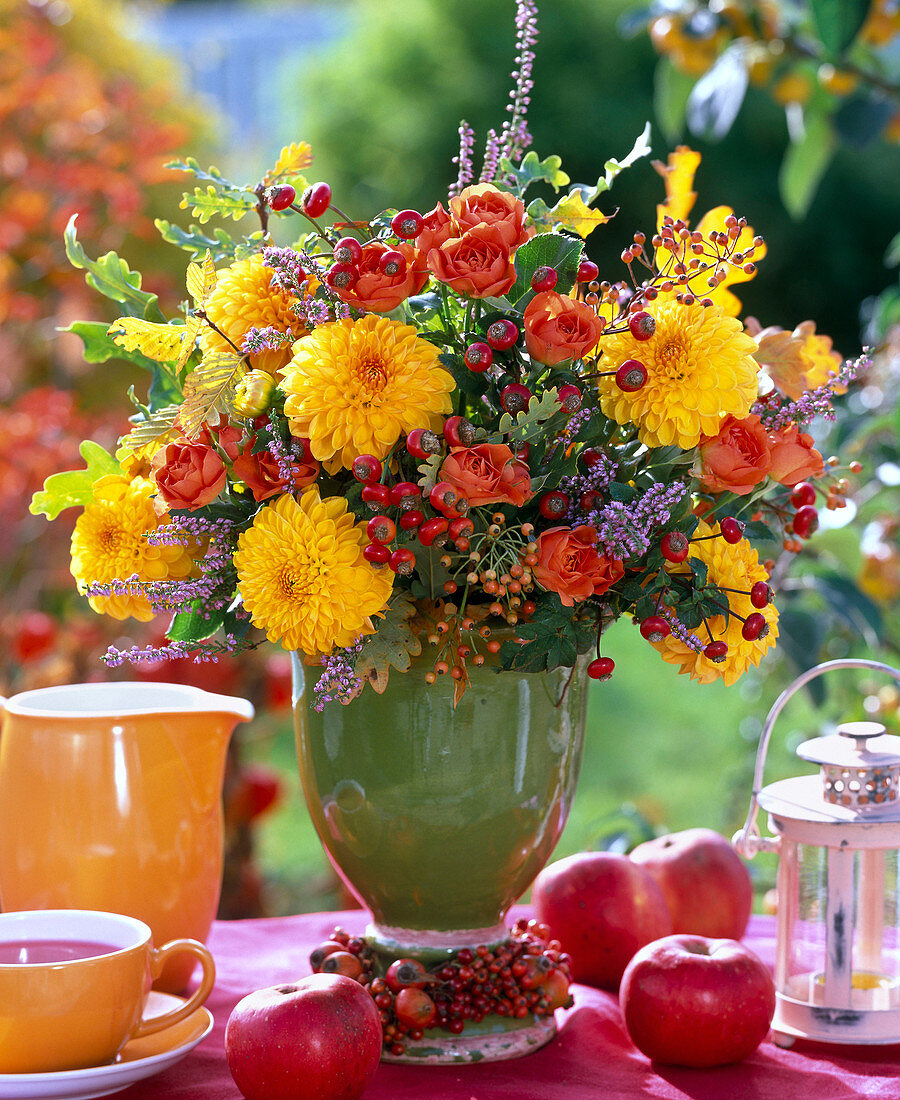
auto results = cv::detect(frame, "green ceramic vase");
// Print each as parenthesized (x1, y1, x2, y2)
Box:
(292, 646, 589, 1062)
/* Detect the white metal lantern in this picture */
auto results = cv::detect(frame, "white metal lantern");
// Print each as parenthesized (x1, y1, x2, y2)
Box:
(734, 658, 900, 1047)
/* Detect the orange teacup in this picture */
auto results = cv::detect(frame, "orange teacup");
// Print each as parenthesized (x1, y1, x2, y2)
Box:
(0, 909, 215, 1074)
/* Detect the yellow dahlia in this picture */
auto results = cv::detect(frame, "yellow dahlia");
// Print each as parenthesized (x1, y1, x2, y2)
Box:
(199, 251, 306, 374)
(280, 314, 455, 473)
(234, 486, 393, 655)
(70, 475, 204, 622)
(652, 520, 779, 685)
(596, 300, 759, 449)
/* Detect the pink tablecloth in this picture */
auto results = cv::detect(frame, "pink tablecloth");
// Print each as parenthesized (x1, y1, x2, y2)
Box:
(123, 910, 900, 1100)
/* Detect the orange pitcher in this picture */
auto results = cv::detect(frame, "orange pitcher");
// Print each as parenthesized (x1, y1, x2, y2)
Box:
(0, 681, 253, 992)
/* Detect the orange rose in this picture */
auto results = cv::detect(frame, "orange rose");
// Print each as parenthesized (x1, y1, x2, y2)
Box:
(440, 443, 533, 507)
(415, 202, 455, 255)
(336, 240, 428, 313)
(768, 424, 824, 486)
(427, 224, 516, 299)
(150, 438, 226, 512)
(533, 525, 625, 607)
(449, 184, 531, 252)
(523, 291, 605, 365)
(697, 414, 772, 496)
(232, 435, 319, 502)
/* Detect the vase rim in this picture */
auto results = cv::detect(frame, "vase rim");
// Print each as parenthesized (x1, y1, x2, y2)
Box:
(0, 681, 255, 722)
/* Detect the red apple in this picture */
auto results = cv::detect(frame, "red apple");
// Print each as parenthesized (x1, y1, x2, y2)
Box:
(532, 851, 673, 990)
(225, 973, 382, 1100)
(629, 827, 753, 940)
(621, 934, 775, 1067)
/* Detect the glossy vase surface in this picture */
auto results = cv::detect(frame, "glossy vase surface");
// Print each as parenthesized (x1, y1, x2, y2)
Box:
(0, 682, 253, 992)
(293, 648, 588, 1061)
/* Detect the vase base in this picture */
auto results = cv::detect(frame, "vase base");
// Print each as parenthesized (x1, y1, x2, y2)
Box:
(381, 1013, 557, 1064)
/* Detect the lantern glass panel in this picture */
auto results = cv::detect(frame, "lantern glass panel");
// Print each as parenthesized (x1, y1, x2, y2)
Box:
(778, 841, 900, 1011)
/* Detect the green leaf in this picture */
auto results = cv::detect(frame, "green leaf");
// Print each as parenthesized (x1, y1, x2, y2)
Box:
(498, 594, 596, 672)
(686, 45, 748, 142)
(64, 216, 164, 321)
(809, 0, 872, 55)
(63, 321, 161, 372)
(180, 186, 256, 225)
(168, 604, 226, 644)
(486, 389, 565, 445)
(29, 441, 120, 520)
(155, 219, 239, 263)
(833, 93, 894, 149)
(653, 58, 694, 143)
(499, 151, 570, 197)
(779, 109, 836, 219)
(165, 156, 242, 189)
(807, 572, 883, 647)
(354, 591, 423, 693)
(508, 233, 584, 309)
(571, 123, 653, 206)
(777, 607, 828, 705)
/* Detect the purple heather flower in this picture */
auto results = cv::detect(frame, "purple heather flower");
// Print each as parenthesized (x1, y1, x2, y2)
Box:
(450, 120, 476, 198)
(590, 481, 689, 560)
(312, 639, 365, 710)
(753, 351, 869, 430)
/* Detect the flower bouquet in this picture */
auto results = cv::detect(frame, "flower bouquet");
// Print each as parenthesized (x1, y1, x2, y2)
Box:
(30, 0, 865, 1064)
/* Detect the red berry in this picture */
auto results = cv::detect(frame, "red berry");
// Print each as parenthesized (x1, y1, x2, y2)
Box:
(580, 490, 603, 512)
(406, 428, 442, 460)
(449, 516, 474, 541)
(386, 958, 429, 993)
(660, 530, 689, 563)
(531, 266, 558, 292)
(557, 384, 582, 414)
(389, 481, 421, 508)
(352, 454, 382, 483)
(391, 209, 425, 239)
(443, 415, 477, 448)
(301, 181, 332, 219)
(576, 259, 599, 283)
(615, 359, 648, 392)
(750, 581, 771, 609)
(333, 236, 363, 265)
(793, 505, 819, 540)
(464, 342, 493, 372)
(790, 481, 816, 508)
(320, 951, 364, 980)
(628, 310, 656, 340)
(361, 482, 391, 508)
(741, 612, 769, 641)
(399, 508, 425, 531)
(394, 988, 437, 1030)
(511, 440, 530, 460)
(640, 616, 671, 642)
(367, 515, 396, 544)
(266, 184, 295, 211)
(720, 517, 745, 543)
(430, 481, 460, 515)
(389, 548, 416, 575)
(538, 490, 570, 520)
(418, 517, 450, 547)
(703, 640, 728, 662)
(363, 542, 390, 565)
(325, 263, 358, 291)
(378, 249, 407, 278)
(587, 656, 615, 680)
(500, 383, 532, 415)
(485, 319, 519, 350)
(581, 448, 604, 468)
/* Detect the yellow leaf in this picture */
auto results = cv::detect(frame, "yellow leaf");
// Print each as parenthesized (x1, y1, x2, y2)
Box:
(263, 141, 314, 185)
(654, 146, 702, 228)
(108, 318, 188, 364)
(174, 316, 203, 374)
(186, 250, 217, 307)
(179, 352, 245, 439)
(550, 193, 611, 239)
(120, 407, 182, 452)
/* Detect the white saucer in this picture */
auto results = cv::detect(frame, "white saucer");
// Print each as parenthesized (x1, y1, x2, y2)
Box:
(0, 992, 213, 1099)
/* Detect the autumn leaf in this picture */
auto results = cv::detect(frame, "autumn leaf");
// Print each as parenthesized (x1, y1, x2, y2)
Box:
(654, 145, 702, 227)
(547, 192, 611, 239)
(186, 250, 217, 307)
(179, 352, 245, 438)
(107, 317, 189, 365)
(354, 591, 422, 694)
(120, 406, 182, 452)
(263, 141, 313, 186)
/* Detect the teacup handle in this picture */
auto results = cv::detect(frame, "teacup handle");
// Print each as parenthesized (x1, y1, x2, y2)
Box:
(132, 939, 216, 1040)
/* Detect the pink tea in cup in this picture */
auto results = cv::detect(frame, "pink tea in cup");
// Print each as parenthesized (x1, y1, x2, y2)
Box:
(0, 939, 120, 965)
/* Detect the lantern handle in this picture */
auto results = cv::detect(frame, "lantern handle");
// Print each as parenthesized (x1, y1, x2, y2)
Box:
(733, 658, 900, 859)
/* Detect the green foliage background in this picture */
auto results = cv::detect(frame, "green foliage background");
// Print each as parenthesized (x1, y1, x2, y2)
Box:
(295, 0, 900, 353)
